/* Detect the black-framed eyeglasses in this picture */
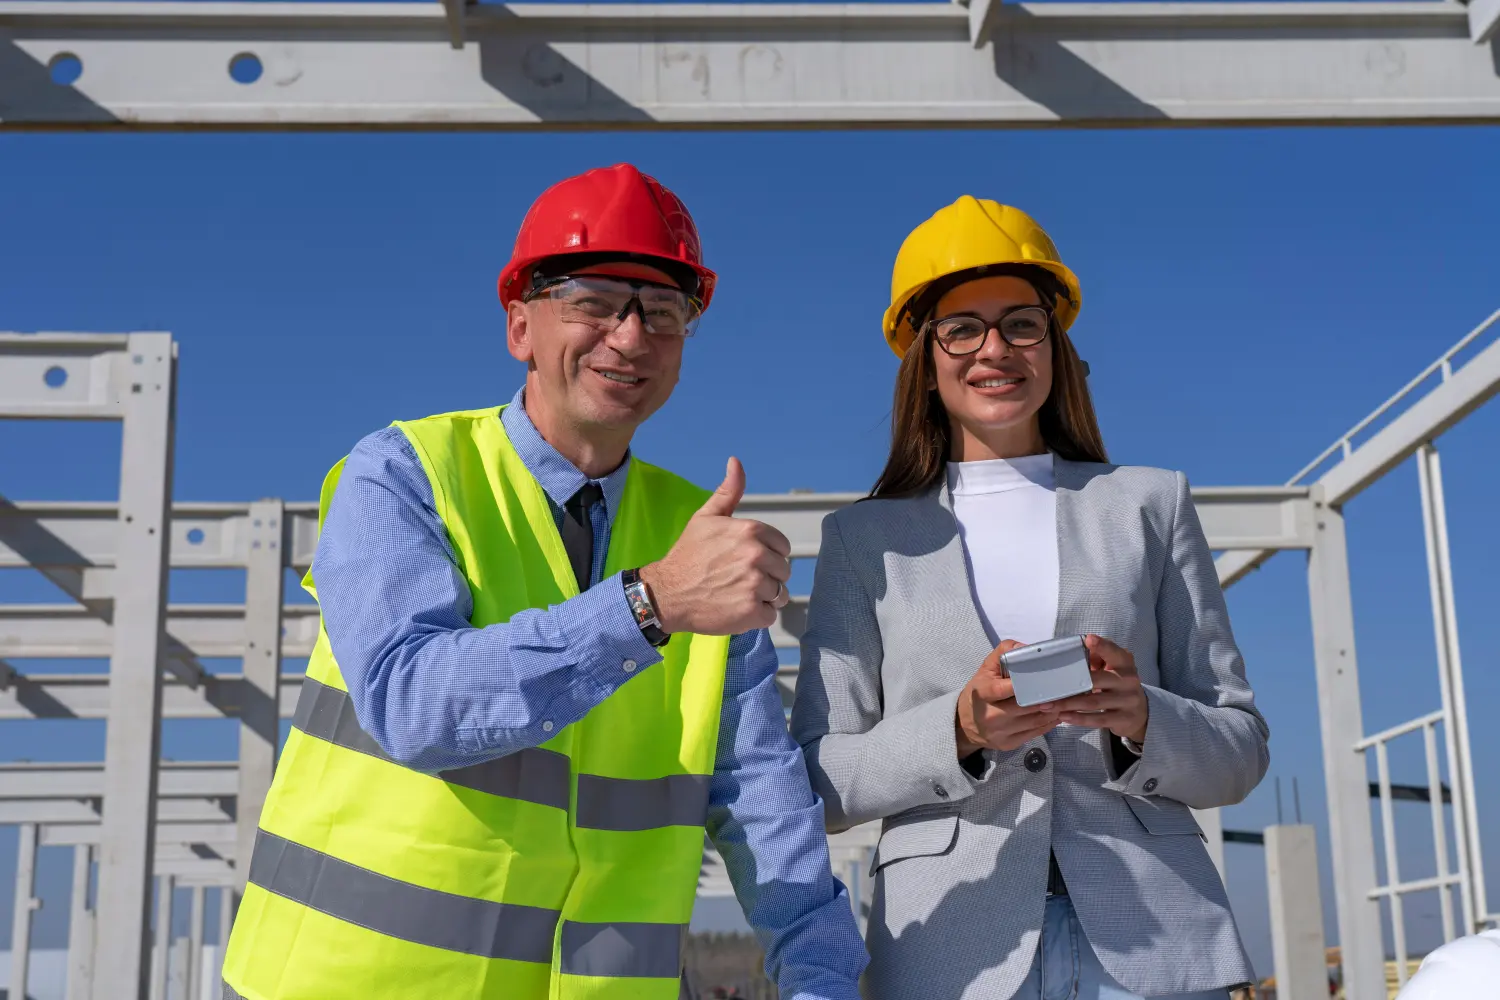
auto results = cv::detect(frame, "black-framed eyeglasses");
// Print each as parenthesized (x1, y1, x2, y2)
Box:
(923, 304, 1052, 357)
(523, 274, 704, 338)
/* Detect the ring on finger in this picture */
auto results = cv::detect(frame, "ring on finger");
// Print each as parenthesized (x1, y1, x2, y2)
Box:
(765, 580, 785, 607)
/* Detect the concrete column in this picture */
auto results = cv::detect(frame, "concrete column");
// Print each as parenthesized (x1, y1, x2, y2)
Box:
(94, 333, 177, 1000)
(1305, 494, 1384, 1000)
(1266, 825, 1329, 1000)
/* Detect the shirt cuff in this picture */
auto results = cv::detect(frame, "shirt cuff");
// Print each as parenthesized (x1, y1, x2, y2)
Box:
(559, 572, 664, 695)
(1104, 687, 1171, 796)
(917, 689, 985, 805)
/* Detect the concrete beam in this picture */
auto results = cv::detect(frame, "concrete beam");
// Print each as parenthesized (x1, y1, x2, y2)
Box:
(0, 762, 238, 800)
(0, 672, 307, 721)
(1471, 0, 1500, 43)
(1216, 308, 1500, 590)
(2, 2, 1498, 129)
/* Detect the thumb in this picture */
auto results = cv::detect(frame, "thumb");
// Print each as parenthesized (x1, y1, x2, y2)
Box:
(973, 674, 1015, 704)
(977, 641, 1013, 681)
(696, 457, 746, 518)
(987, 639, 1024, 675)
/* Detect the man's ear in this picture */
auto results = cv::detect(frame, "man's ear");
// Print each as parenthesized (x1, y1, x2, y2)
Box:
(507, 301, 534, 364)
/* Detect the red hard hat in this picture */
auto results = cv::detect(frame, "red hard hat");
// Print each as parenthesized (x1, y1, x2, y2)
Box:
(498, 164, 717, 310)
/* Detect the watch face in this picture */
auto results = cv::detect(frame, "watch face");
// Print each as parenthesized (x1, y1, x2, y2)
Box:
(625, 581, 656, 628)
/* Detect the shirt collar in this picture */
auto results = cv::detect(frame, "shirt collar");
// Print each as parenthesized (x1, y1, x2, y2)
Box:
(501, 386, 630, 520)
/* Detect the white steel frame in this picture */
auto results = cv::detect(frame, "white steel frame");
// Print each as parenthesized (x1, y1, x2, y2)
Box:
(1, 332, 178, 1000)
(2, 0, 1500, 129)
(2, 312, 1497, 998)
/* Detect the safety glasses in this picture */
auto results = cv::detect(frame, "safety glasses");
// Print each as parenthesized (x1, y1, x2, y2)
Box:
(524, 275, 704, 338)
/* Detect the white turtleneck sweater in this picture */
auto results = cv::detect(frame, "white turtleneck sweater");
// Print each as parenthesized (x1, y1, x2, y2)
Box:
(945, 453, 1059, 647)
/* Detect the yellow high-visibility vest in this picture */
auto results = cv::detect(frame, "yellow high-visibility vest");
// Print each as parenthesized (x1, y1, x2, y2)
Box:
(222, 405, 731, 1000)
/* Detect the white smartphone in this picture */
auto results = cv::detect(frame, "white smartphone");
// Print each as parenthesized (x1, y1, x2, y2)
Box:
(999, 635, 1094, 708)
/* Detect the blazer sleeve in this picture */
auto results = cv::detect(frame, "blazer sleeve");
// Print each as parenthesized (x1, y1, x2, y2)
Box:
(1105, 470, 1271, 809)
(790, 512, 981, 832)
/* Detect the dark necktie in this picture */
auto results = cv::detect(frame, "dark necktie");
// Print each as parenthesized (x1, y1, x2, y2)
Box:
(561, 482, 604, 593)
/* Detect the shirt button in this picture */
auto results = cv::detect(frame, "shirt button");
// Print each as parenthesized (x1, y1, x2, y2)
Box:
(1143, 777, 1159, 794)
(933, 783, 949, 799)
(542, 721, 554, 733)
(623, 659, 637, 674)
(1024, 748, 1048, 773)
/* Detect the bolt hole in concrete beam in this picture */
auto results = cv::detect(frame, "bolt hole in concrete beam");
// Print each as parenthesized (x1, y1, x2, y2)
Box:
(229, 52, 262, 85)
(46, 51, 80, 86)
(43, 366, 68, 389)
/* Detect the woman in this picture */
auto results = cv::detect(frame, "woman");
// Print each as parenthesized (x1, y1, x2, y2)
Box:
(790, 196, 1269, 1000)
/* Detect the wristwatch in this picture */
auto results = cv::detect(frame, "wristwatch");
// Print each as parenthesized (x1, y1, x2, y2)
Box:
(622, 568, 671, 648)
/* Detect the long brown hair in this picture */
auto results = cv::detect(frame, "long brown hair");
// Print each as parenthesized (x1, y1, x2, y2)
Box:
(870, 298, 1108, 500)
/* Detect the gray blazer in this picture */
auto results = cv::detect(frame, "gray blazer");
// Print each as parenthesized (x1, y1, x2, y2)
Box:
(790, 458, 1269, 1000)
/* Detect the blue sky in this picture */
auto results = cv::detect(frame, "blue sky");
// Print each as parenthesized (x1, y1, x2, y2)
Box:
(3, 124, 1500, 979)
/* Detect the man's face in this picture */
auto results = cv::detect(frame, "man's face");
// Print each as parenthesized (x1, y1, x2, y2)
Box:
(507, 261, 693, 437)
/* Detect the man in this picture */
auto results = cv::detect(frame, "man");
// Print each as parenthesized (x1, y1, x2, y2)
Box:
(220, 164, 868, 999)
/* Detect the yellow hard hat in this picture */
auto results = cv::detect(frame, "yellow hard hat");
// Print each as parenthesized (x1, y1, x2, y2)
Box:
(882, 197, 1081, 358)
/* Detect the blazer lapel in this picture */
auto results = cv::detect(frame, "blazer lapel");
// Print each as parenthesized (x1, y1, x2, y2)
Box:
(913, 462, 1102, 681)
(927, 480, 1002, 678)
(931, 461, 1095, 649)
(1052, 456, 1094, 639)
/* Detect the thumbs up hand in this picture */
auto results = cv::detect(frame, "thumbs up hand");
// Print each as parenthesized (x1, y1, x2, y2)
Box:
(638, 458, 793, 637)
(697, 454, 748, 519)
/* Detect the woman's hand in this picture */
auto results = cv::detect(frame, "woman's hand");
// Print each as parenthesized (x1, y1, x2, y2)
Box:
(956, 640, 1061, 758)
(1051, 634, 1149, 745)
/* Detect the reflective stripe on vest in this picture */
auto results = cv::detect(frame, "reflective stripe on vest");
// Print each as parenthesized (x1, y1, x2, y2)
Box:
(220, 405, 731, 1000)
(246, 830, 683, 977)
(292, 677, 573, 812)
(249, 830, 559, 963)
(290, 676, 712, 832)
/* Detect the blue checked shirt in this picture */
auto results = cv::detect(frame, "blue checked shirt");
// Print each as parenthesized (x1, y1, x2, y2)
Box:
(312, 387, 867, 999)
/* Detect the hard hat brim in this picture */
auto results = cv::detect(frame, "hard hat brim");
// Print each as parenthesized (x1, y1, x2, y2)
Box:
(499, 252, 718, 311)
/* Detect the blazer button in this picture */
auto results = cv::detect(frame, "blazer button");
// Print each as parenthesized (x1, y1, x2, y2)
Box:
(933, 783, 949, 799)
(1024, 748, 1048, 773)
(1143, 778, 1159, 793)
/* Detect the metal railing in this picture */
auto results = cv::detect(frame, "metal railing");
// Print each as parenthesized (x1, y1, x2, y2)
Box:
(1275, 306, 1498, 987)
(1354, 711, 1466, 990)
(1288, 307, 1500, 486)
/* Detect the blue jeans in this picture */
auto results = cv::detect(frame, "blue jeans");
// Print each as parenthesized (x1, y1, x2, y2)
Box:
(1014, 896, 1233, 1000)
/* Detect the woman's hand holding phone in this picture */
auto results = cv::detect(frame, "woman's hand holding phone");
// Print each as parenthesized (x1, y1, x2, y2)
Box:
(1050, 634, 1150, 745)
(956, 635, 1149, 758)
(955, 640, 1063, 757)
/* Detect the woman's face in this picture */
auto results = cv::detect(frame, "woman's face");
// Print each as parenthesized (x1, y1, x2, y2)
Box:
(928, 275, 1053, 460)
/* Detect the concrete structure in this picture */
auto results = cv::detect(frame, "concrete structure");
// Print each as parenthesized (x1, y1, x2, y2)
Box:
(1266, 825, 1329, 1000)
(3, 0, 1500, 129)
